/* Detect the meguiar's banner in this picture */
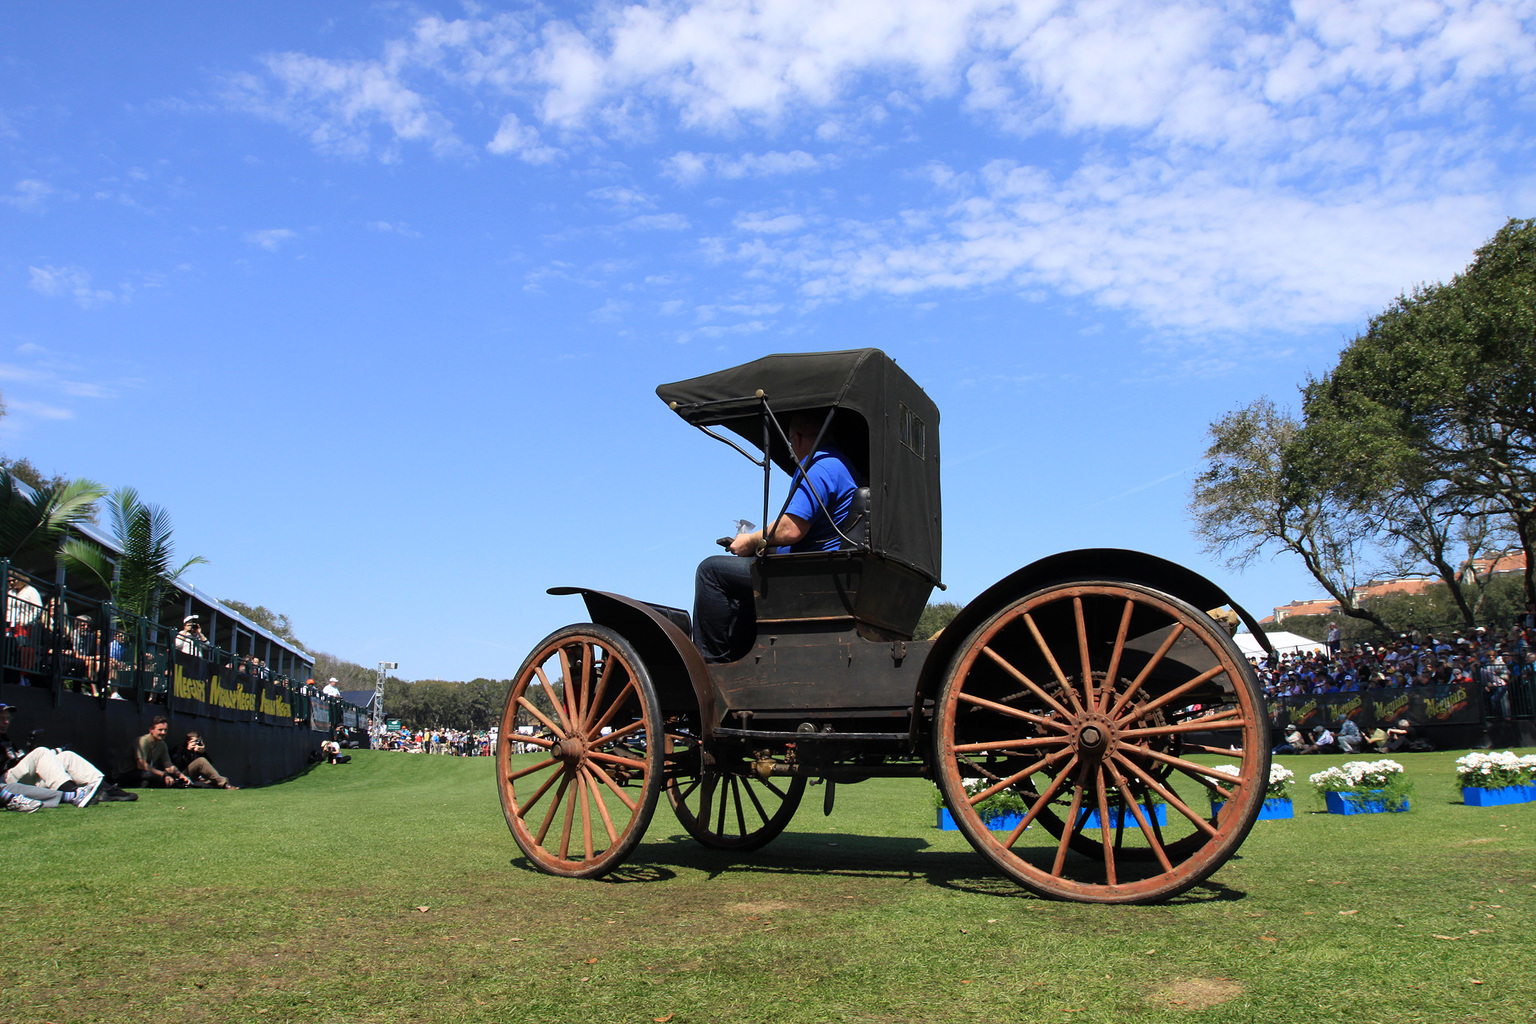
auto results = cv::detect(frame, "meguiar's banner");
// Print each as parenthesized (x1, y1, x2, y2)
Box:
(260, 678, 294, 725)
(171, 653, 294, 724)
(309, 699, 332, 732)
(1272, 684, 1482, 733)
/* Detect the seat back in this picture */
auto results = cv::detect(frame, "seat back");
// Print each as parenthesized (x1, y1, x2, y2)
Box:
(838, 486, 872, 550)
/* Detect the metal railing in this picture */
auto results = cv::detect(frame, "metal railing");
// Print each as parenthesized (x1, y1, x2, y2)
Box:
(1, 559, 352, 731)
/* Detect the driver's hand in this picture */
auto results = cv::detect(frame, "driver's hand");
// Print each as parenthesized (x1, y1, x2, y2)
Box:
(728, 531, 760, 556)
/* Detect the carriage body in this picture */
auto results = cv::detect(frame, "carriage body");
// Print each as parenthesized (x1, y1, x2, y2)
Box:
(497, 350, 1274, 904)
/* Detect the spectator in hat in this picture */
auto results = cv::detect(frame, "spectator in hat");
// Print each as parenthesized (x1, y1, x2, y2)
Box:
(1336, 717, 1365, 753)
(6, 571, 44, 684)
(321, 677, 341, 697)
(1311, 724, 1337, 754)
(174, 615, 208, 657)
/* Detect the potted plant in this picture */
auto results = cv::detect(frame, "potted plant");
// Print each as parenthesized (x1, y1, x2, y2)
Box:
(1309, 759, 1413, 814)
(1074, 786, 1167, 830)
(1454, 751, 1536, 807)
(935, 778, 1029, 831)
(1210, 762, 1295, 820)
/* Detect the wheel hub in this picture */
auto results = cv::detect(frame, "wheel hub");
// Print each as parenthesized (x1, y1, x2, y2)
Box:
(1074, 714, 1114, 758)
(552, 733, 589, 763)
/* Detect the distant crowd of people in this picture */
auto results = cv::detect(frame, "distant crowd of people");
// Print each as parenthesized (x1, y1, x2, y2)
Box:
(1254, 620, 1534, 721)
(380, 727, 496, 756)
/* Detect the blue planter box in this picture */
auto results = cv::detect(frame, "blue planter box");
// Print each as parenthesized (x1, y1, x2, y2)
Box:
(1324, 790, 1409, 815)
(936, 808, 1026, 831)
(1463, 784, 1536, 807)
(1076, 804, 1167, 829)
(1212, 797, 1294, 820)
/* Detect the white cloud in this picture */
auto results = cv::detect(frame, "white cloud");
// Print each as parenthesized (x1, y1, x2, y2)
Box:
(735, 212, 806, 233)
(588, 185, 655, 210)
(721, 157, 1500, 331)
(227, 49, 460, 161)
(219, 1, 1536, 336)
(26, 265, 115, 308)
(6, 400, 73, 421)
(245, 228, 297, 251)
(0, 345, 124, 430)
(367, 220, 423, 237)
(664, 149, 827, 182)
(2, 179, 59, 212)
(624, 212, 690, 230)
(487, 112, 561, 163)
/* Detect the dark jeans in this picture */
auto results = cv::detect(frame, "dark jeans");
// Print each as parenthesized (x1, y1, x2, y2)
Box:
(693, 554, 756, 663)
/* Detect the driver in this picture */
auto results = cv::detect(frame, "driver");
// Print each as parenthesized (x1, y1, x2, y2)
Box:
(692, 410, 863, 663)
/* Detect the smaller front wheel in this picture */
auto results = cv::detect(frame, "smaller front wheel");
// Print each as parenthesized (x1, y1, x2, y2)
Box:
(496, 624, 664, 878)
(667, 763, 806, 851)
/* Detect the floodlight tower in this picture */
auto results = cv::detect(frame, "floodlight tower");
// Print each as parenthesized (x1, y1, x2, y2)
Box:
(374, 661, 397, 738)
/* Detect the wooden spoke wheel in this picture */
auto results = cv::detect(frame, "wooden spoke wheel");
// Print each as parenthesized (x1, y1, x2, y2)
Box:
(666, 758, 806, 851)
(934, 581, 1269, 904)
(496, 624, 663, 879)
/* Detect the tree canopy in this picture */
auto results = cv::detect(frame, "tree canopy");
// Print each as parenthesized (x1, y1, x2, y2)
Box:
(1192, 218, 1536, 629)
(221, 599, 308, 652)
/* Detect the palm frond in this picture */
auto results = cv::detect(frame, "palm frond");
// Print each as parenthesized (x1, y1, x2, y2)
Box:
(57, 538, 116, 592)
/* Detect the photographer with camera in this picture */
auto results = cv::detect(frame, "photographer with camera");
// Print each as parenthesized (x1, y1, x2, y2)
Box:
(172, 730, 237, 789)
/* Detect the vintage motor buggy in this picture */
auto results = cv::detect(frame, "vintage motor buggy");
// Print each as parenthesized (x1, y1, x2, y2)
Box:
(496, 349, 1273, 904)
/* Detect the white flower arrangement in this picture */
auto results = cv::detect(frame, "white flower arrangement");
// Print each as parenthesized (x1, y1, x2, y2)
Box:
(1454, 751, 1536, 790)
(1309, 759, 1406, 792)
(1210, 762, 1294, 800)
(1309, 759, 1413, 810)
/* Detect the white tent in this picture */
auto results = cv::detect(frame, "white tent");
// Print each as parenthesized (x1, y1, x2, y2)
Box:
(1235, 630, 1328, 660)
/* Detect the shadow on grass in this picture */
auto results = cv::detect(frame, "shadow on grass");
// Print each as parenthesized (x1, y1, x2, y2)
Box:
(505, 829, 1247, 904)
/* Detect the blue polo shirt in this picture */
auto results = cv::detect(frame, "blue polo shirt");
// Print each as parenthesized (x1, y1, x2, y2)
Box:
(780, 449, 862, 552)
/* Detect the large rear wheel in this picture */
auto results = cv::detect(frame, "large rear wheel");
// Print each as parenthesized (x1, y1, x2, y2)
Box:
(934, 581, 1268, 903)
(496, 624, 663, 878)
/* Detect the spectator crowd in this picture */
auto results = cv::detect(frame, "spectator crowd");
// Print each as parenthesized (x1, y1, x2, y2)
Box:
(1253, 621, 1534, 721)
(379, 727, 496, 756)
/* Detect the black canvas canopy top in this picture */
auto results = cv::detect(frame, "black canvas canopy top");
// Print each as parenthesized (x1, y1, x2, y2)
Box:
(657, 348, 942, 584)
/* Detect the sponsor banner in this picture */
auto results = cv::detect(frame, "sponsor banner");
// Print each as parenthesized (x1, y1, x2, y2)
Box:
(1273, 684, 1482, 732)
(260, 679, 294, 725)
(169, 653, 261, 719)
(310, 699, 332, 732)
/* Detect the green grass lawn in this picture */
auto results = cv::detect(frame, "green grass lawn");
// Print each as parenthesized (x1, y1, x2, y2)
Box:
(4, 748, 1533, 1024)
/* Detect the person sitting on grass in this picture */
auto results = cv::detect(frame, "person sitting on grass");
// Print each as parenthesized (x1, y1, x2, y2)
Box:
(133, 716, 193, 788)
(1335, 717, 1365, 753)
(319, 738, 351, 764)
(172, 731, 238, 790)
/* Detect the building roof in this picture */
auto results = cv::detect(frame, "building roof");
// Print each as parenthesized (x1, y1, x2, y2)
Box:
(1273, 598, 1340, 619)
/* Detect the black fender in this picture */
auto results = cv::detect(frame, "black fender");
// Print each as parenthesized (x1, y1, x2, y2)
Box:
(547, 587, 715, 742)
(911, 548, 1270, 715)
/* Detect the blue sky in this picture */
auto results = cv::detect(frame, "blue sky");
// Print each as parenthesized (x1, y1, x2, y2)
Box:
(4, 1, 1533, 681)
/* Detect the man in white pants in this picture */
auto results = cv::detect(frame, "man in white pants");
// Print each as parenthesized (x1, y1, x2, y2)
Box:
(0, 703, 106, 796)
